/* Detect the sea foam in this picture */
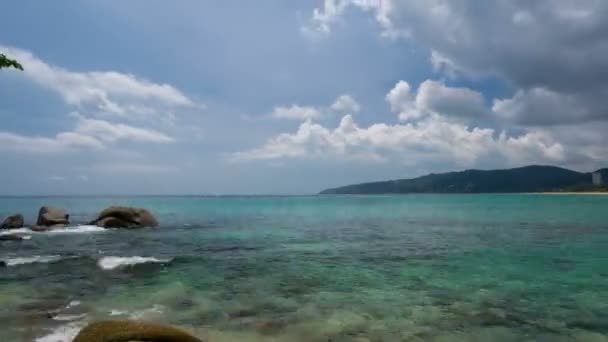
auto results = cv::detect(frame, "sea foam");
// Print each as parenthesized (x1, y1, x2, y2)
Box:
(2, 255, 63, 267)
(97, 256, 172, 270)
(0, 225, 106, 236)
(35, 323, 82, 342)
(43, 225, 106, 234)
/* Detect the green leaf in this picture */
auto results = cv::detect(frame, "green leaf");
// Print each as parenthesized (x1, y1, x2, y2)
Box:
(0, 53, 24, 71)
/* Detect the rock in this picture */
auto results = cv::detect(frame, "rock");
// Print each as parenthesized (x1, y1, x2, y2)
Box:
(0, 235, 24, 241)
(73, 320, 203, 342)
(1, 214, 24, 229)
(89, 206, 158, 228)
(36, 206, 69, 227)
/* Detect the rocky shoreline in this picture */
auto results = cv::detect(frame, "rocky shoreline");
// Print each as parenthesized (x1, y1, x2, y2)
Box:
(1, 206, 158, 239)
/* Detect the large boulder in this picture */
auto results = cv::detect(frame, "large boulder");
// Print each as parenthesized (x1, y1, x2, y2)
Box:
(35, 206, 69, 228)
(1, 214, 24, 229)
(89, 206, 158, 228)
(73, 320, 203, 342)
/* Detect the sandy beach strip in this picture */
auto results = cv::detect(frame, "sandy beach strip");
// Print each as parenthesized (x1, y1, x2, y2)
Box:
(529, 192, 608, 195)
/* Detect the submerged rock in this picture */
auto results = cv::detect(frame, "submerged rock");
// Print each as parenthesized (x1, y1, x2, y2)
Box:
(89, 206, 158, 228)
(1, 214, 24, 229)
(36, 206, 69, 228)
(72, 320, 203, 342)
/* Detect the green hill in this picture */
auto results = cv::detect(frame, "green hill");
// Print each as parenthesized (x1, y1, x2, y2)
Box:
(320, 165, 607, 194)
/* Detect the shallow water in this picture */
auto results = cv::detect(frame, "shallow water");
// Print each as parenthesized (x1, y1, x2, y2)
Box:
(0, 195, 607, 341)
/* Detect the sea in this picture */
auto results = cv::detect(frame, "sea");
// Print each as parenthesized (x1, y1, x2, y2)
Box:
(0, 195, 607, 341)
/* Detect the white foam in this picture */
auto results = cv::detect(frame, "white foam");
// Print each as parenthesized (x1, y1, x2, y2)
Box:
(53, 313, 87, 321)
(35, 322, 83, 342)
(109, 309, 128, 316)
(66, 300, 81, 309)
(45, 225, 106, 234)
(2, 255, 63, 266)
(97, 256, 172, 270)
(0, 225, 106, 236)
(0, 228, 31, 236)
(129, 304, 165, 320)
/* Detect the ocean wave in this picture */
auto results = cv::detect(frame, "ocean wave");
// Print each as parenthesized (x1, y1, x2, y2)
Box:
(35, 322, 82, 342)
(0, 227, 32, 235)
(129, 304, 166, 320)
(66, 300, 81, 309)
(0, 225, 106, 236)
(43, 225, 107, 234)
(2, 255, 63, 267)
(53, 313, 87, 322)
(97, 256, 172, 270)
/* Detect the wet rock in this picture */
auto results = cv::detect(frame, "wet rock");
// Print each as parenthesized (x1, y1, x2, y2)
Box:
(0, 235, 24, 241)
(89, 206, 158, 228)
(36, 206, 69, 227)
(1, 214, 24, 229)
(73, 320, 203, 342)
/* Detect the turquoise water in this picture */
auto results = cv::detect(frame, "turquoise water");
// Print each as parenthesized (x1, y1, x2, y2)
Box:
(0, 195, 607, 341)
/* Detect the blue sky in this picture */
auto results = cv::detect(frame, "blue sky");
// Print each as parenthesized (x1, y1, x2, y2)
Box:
(1, 0, 607, 194)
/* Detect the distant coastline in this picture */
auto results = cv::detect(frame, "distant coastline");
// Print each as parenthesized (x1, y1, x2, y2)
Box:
(531, 192, 608, 195)
(320, 165, 608, 195)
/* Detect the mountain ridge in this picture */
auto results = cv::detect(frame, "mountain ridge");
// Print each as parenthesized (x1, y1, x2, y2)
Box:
(320, 165, 608, 194)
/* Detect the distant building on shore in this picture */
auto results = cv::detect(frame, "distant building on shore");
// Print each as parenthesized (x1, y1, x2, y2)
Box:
(592, 172, 603, 186)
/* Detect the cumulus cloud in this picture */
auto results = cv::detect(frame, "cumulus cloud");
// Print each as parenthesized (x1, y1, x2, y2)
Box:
(1, 45, 198, 121)
(231, 114, 564, 167)
(230, 81, 608, 169)
(385, 80, 423, 121)
(271, 94, 361, 120)
(309, 1, 608, 90)
(307, 1, 608, 125)
(491, 87, 606, 126)
(386, 80, 486, 121)
(417, 80, 486, 118)
(271, 105, 323, 120)
(0, 115, 173, 154)
(304, 0, 389, 37)
(331, 94, 361, 113)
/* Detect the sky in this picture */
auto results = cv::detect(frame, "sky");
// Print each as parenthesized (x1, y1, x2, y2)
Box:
(0, 0, 607, 195)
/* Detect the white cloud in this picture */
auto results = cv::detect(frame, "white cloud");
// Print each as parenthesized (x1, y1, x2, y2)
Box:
(491, 87, 601, 126)
(0, 115, 173, 154)
(1, 45, 198, 121)
(306, 1, 608, 125)
(304, 0, 389, 37)
(73, 115, 173, 143)
(0, 131, 104, 153)
(385, 80, 423, 121)
(233, 82, 582, 168)
(386, 80, 486, 121)
(271, 105, 323, 120)
(231, 114, 564, 167)
(0, 46, 179, 156)
(331, 94, 361, 113)
(271, 94, 361, 120)
(417, 80, 486, 118)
